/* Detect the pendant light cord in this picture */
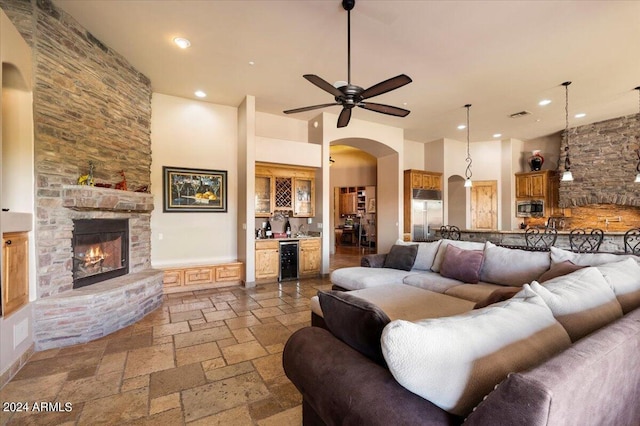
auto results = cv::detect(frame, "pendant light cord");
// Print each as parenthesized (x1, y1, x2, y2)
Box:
(563, 82, 572, 171)
(465, 104, 472, 180)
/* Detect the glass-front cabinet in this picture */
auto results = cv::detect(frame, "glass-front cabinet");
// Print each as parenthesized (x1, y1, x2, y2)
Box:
(293, 177, 314, 217)
(255, 175, 273, 217)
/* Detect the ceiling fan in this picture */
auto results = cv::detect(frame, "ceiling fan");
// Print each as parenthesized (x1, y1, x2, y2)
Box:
(283, 0, 412, 128)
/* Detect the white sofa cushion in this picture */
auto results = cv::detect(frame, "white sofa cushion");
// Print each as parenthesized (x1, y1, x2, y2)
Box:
(330, 267, 418, 290)
(431, 239, 485, 272)
(402, 271, 465, 293)
(381, 286, 571, 416)
(480, 241, 550, 286)
(529, 267, 623, 342)
(550, 246, 640, 267)
(396, 239, 442, 271)
(595, 258, 640, 314)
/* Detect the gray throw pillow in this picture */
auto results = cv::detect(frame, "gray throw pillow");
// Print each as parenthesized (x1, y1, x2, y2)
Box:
(318, 290, 391, 366)
(383, 244, 418, 271)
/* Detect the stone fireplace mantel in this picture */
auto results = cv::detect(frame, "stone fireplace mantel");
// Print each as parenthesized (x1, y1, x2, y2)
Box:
(62, 185, 154, 212)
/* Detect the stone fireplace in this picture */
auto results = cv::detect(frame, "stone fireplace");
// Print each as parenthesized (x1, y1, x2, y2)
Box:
(33, 186, 163, 350)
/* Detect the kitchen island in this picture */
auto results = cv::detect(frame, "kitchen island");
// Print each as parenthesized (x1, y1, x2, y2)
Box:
(447, 229, 629, 253)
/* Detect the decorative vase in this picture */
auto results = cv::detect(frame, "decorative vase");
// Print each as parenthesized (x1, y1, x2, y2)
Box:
(529, 150, 544, 171)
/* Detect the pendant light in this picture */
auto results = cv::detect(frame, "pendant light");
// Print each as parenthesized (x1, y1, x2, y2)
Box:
(561, 81, 574, 182)
(634, 86, 640, 183)
(464, 104, 473, 188)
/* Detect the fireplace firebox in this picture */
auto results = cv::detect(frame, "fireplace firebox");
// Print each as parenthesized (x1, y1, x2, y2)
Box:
(72, 219, 129, 289)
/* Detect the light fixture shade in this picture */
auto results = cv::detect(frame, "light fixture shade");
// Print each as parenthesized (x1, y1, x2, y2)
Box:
(464, 178, 473, 188)
(635, 173, 640, 183)
(561, 171, 574, 182)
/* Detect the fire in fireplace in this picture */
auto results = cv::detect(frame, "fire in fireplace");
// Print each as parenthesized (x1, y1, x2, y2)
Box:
(72, 219, 129, 289)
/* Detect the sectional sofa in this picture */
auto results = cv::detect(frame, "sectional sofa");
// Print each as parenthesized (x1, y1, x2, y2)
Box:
(283, 239, 640, 425)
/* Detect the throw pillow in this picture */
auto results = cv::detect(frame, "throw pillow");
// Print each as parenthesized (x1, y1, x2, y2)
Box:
(550, 246, 640, 267)
(381, 286, 571, 416)
(537, 260, 586, 283)
(431, 239, 485, 272)
(439, 244, 484, 283)
(394, 239, 441, 270)
(318, 290, 391, 366)
(480, 241, 551, 286)
(383, 244, 418, 271)
(473, 287, 521, 309)
(529, 267, 623, 342)
(595, 258, 640, 314)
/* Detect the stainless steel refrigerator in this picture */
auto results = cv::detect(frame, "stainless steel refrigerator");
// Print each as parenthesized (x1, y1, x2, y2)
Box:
(410, 189, 443, 241)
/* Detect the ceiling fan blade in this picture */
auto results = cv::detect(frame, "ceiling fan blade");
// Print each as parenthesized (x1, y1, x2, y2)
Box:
(304, 74, 344, 98)
(359, 102, 411, 117)
(283, 102, 341, 114)
(337, 107, 352, 128)
(360, 74, 412, 100)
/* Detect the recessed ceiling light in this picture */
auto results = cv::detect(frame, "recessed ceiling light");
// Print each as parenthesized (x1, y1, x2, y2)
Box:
(248, 61, 255, 66)
(538, 99, 552, 106)
(457, 124, 466, 130)
(493, 133, 502, 138)
(173, 37, 191, 49)
(575, 113, 586, 118)
(194, 90, 207, 98)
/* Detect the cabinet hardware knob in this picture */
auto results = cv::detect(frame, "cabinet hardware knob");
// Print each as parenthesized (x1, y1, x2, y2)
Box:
(5, 240, 11, 245)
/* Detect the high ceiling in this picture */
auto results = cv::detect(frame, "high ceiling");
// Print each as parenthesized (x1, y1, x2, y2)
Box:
(53, 0, 640, 143)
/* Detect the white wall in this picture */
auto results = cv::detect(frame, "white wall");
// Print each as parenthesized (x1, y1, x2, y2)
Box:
(150, 93, 239, 267)
(256, 112, 308, 142)
(403, 139, 424, 171)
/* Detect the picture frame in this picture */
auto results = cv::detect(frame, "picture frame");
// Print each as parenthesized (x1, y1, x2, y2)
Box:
(368, 198, 376, 213)
(163, 166, 227, 212)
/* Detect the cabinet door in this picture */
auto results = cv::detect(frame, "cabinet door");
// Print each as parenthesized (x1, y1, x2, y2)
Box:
(411, 172, 423, 189)
(255, 175, 274, 217)
(515, 175, 531, 198)
(256, 241, 279, 280)
(215, 264, 242, 282)
(184, 268, 214, 285)
(299, 240, 320, 275)
(163, 269, 184, 287)
(2, 232, 29, 317)
(293, 177, 314, 217)
(275, 177, 293, 210)
(430, 175, 442, 190)
(530, 173, 546, 197)
(421, 174, 433, 189)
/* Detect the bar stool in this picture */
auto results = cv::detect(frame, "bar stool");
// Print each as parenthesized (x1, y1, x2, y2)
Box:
(623, 228, 640, 254)
(525, 227, 558, 248)
(569, 228, 604, 253)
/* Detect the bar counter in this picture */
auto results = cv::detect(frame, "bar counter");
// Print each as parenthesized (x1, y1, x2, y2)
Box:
(454, 229, 628, 253)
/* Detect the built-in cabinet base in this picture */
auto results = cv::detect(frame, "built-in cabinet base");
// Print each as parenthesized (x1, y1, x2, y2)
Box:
(162, 261, 243, 293)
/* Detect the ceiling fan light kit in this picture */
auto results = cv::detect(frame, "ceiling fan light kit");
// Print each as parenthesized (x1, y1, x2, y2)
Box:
(284, 0, 412, 128)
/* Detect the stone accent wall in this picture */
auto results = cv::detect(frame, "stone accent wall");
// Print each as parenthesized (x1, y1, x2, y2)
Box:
(559, 113, 640, 207)
(1, 0, 153, 298)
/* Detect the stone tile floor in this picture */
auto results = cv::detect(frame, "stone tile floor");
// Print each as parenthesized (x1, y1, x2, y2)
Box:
(0, 247, 366, 425)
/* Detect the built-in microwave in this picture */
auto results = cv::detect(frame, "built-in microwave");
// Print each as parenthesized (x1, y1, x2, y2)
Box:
(516, 199, 544, 217)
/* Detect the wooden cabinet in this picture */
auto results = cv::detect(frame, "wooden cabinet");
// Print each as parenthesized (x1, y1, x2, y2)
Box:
(255, 175, 274, 217)
(255, 163, 316, 218)
(299, 239, 321, 276)
(515, 171, 547, 198)
(162, 261, 243, 292)
(339, 186, 366, 216)
(405, 169, 442, 191)
(255, 240, 279, 280)
(2, 232, 29, 317)
(515, 170, 569, 218)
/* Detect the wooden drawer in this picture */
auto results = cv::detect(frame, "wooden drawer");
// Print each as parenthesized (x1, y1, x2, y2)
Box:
(184, 268, 214, 285)
(299, 238, 320, 249)
(215, 263, 242, 282)
(162, 269, 184, 287)
(255, 240, 279, 250)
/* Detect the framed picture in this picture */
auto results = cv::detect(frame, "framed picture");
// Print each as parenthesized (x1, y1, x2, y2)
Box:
(368, 198, 376, 213)
(163, 166, 227, 212)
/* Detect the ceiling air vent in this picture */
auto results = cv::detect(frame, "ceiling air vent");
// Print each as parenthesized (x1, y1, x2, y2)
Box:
(509, 111, 532, 118)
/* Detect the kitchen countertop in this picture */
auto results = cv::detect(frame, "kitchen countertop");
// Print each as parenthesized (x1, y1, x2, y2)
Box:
(255, 236, 321, 242)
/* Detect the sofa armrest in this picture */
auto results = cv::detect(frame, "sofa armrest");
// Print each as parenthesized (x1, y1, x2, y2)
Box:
(361, 253, 387, 268)
(283, 326, 461, 426)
